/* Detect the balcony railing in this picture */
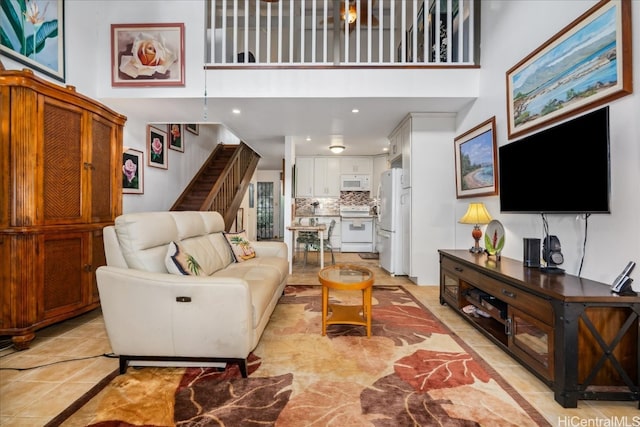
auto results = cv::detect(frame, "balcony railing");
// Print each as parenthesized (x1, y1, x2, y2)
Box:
(205, 0, 478, 67)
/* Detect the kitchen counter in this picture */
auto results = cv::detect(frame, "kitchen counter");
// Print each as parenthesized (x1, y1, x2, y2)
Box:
(295, 211, 340, 217)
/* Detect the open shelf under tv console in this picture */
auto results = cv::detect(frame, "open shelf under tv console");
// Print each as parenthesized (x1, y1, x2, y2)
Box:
(439, 250, 639, 408)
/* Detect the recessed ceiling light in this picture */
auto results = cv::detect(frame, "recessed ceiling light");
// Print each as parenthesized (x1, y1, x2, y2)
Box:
(232, 109, 241, 114)
(351, 108, 359, 113)
(382, 147, 389, 152)
(306, 137, 311, 141)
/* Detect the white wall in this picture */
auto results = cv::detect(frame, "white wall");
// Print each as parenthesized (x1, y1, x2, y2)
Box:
(122, 124, 239, 213)
(452, 0, 640, 288)
(410, 114, 457, 285)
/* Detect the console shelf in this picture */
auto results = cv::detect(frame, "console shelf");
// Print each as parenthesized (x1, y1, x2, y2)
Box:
(439, 249, 639, 408)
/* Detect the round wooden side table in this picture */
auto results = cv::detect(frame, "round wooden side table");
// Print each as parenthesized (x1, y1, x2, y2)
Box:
(317, 263, 375, 337)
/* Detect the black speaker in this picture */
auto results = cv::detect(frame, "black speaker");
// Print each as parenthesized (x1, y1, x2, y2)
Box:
(543, 235, 564, 266)
(523, 238, 541, 268)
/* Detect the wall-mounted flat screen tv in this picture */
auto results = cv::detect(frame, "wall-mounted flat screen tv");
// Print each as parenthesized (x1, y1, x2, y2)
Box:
(499, 106, 610, 214)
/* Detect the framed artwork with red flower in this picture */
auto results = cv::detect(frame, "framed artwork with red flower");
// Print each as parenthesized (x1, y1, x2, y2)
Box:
(122, 148, 144, 194)
(111, 23, 185, 87)
(168, 123, 184, 152)
(147, 125, 168, 169)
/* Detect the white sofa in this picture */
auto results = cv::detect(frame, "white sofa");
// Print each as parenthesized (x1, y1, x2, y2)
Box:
(96, 211, 289, 377)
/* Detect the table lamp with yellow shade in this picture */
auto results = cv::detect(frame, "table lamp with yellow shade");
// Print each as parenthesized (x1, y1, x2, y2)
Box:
(459, 202, 492, 254)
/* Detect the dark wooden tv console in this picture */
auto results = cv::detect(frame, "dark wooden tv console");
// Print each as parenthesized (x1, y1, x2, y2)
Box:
(438, 250, 639, 408)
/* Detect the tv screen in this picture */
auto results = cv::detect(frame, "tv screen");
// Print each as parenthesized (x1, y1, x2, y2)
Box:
(499, 107, 610, 214)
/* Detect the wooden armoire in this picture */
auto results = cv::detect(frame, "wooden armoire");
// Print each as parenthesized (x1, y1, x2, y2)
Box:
(0, 69, 127, 349)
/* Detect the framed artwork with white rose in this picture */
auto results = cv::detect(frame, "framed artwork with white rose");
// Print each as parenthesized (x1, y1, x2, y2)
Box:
(122, 148, 144, 194)
(111, 23, 185, 87)
(147, 125, 168, 169)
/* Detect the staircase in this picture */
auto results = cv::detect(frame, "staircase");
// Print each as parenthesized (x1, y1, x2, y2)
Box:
(171, 142, 260, 231)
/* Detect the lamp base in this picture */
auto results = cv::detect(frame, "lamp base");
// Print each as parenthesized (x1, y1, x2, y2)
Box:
(469, 225, 483, 254)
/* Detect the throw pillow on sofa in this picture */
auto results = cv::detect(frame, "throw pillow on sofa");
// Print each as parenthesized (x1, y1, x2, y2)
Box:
(223, 231, 256, 262)
(165, 241, 203, 275)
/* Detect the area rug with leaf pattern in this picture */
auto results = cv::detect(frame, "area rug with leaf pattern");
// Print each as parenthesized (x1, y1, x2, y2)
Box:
(53, 285, 550, 426)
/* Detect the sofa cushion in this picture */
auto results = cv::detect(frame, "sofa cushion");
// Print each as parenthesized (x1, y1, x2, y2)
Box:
(238, 256, 289, 284)
(180, 234, 233, 276)
(165, 241, 203, 276)
(115, 212, 180, 272)
(114, 211, 230, 274)
(211, 264, 282, 327)
(223, 231, 256, 262)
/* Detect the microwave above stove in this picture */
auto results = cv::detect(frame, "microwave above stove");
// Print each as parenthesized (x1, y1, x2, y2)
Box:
(340, 174, 371, 191)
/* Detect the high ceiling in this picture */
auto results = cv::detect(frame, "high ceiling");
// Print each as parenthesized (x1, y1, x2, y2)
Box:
(105, 96, 475, 170)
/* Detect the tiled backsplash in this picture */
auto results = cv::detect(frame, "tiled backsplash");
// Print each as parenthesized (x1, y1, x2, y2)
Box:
(295, 191, 374, 216)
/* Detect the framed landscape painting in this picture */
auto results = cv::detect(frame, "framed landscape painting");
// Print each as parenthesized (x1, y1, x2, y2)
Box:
(111, 23, 185, 87)
(506, 0, 632, 139)
(454, 117, 498, 199)
(122, 149, 144, 194)
(147, 125, 168, 169)
(0, 0, 65, 82)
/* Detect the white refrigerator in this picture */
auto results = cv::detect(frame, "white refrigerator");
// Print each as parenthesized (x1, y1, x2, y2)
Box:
(377, 169, 405, 275)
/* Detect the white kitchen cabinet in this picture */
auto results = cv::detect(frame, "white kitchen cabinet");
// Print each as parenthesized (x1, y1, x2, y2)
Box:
(388, 116, 411, 188)
(314, 157, 341, 197)
(295, 157, 315, 197)
(340, 157, 372, 174)
(400, 118, 411, 189)
(389, 131, 401, 163)
(371, 154, 388, 198)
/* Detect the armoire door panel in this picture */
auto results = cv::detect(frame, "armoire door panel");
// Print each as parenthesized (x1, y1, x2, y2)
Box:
(42, 100, 84, 224)
(42, 233, 87, 318)
(91, 117, 115, 222)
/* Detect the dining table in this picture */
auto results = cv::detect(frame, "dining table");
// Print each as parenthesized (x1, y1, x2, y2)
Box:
(286, 223, 327, 269)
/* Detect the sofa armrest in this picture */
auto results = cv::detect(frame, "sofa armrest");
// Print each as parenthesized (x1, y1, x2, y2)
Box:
(96, 266, 254, 359)
(251, 241, 288, 259)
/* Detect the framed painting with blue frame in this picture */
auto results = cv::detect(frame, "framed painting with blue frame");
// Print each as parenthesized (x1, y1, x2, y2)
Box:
(454, 117, 498, 199)
(0, 0, 66, 82)
(506, 0, 632, 139)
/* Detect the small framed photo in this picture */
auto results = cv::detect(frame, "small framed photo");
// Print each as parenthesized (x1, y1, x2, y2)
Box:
(111, 23, 185, 87)
(168, 123, 184, 152)
(147, 125, 168, 169)
(122, 148, 144, 194)
(185, 123, 199, 135)
(454, 117, 498, 199)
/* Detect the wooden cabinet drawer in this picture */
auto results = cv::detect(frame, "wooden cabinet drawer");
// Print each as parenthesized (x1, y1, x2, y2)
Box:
(478, 275, 553, 325)
(441, 257, 480, 284)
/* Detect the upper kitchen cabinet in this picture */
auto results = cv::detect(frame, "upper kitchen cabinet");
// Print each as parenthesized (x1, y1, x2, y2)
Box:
(400, 118, 411, 189)
(295, 157, 315, 197)
(388, 116, 412, 189)
(295, 157, 340, 197)
(340, 157, 372, 174)
(314, 157, 340, 197)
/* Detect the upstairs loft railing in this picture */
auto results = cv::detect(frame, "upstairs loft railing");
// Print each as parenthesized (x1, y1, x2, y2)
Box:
(205, 0, 479, 67)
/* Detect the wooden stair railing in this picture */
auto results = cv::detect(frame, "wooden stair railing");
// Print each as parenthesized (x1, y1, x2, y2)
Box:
(170, 142, 261, 231)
